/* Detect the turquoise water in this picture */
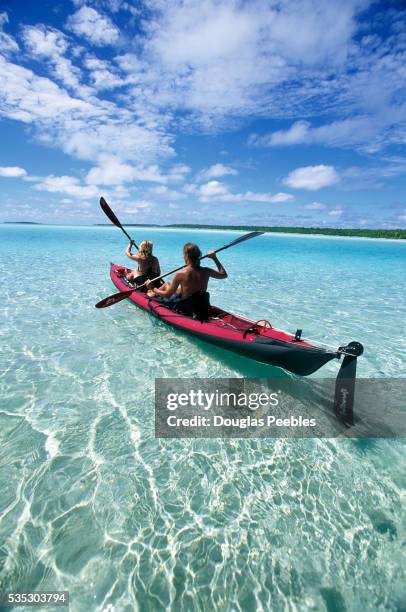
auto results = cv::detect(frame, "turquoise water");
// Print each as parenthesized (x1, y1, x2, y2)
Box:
(0, 225, 405, 611)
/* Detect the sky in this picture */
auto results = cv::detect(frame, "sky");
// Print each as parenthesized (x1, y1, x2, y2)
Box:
(0, 0, 405, 228)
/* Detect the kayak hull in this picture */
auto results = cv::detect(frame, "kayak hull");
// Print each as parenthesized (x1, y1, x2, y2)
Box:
(109, 263, 339, 376)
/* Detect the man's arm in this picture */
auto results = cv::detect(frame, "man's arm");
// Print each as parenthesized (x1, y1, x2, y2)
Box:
(148, 272, 181, 297)
(206, 251, 228, 279)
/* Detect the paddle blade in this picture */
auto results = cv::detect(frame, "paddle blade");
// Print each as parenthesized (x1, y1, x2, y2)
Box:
(228, 231, 264, 247)
(100, 196, 137, 247)
(95, 289, 133, 308)
(100, 197, 122, 229)
(211, 230, 264, 256)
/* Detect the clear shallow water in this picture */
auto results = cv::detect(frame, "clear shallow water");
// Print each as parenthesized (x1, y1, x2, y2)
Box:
(0, 225, 405, 611)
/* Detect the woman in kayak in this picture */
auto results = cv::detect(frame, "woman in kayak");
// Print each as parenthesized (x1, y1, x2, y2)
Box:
(125, 240, 161, 286)
(146, 242, 227, 319)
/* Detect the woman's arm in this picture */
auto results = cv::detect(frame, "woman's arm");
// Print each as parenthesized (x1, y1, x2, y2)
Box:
(125, 243, 140, 261)
(148, 273, 181, 297)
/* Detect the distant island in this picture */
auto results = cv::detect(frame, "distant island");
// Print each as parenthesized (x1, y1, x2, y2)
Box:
(3, 221, 43, 225)
(166, 224, 406, 240)
(94, 223, 158, 227)
(3, 222, 405, 238)
(93, 223, 406, 239)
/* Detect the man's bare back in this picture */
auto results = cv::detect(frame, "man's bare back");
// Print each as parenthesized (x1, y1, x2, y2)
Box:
(146, 245, 227, 301)
(172, 266, 211, 297)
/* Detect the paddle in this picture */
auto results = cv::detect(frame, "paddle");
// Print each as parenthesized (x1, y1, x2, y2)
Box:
(95, 230, 264, 309)
(100, 196, 138, 249)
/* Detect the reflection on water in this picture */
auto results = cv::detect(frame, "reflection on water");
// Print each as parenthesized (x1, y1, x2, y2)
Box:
(0, 226, 405, 610)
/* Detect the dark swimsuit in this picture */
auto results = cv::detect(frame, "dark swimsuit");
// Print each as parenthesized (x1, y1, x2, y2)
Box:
(170, 291, 211, 321)
(133, 268, 164, 291)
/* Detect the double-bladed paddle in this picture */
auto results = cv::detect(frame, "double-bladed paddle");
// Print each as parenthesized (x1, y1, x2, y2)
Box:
(100, 196, 138, 249)
(95, 230, 264, 309)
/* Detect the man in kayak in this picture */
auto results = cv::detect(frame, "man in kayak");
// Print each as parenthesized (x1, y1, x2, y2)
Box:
(124, 240, 161, 287)
(146, 242, 227, 319)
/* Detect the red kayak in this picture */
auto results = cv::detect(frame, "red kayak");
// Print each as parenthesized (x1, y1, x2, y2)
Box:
(109, 263, 363, 379)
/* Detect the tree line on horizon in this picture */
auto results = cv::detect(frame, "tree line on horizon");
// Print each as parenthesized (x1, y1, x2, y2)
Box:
(166, 224, 406, 239)
(5, 221, 405, 239)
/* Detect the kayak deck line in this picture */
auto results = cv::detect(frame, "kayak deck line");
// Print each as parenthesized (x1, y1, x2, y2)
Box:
(107, 263, 364, 425)
(210, 308, 353, 355)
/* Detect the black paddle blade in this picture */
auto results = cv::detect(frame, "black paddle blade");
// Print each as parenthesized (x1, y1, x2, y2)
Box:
(228, 231, 264, 246)
(100, 197, 123, 229)
(95, 289, 133, 309)
(334, 355, 357, 425)
(100, 196, 137, 247)
(212, 230, 264, 256)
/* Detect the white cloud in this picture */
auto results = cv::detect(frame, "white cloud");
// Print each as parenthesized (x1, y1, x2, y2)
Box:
(118, 200, 155, 214)
(0, 51, 174, 166)
(35, 175, 99, 198)
(130, 0, 365, 126)
(250, 117, 389, 153)
(67, 6, 120, 46)
(141, 1, 276, 120)
(283, 165, 339, 190)
(199, 163, 238, 180)
(152, 4, 256, 68)
(85, 157, 188, 186)
(1, 2, 405, 148)
(84, 56, 126, 90)
(167, 164, 191, 182)
(0, 56, 95, 123)
(61, 122, 173, 164)
(114, 52, 143, 72)
(22, 25, 83, 92)
(328, 208, 344, 217)
(199, 180, 229, 198)
(266, 1, 357, 65)
(0, 166, 27, 178)
(304, 201, 326, 210)
(197, 180, 293, 203)
(129, 165, 168, 184)
(230, 191, 293, 203)
(0, 12, 19, 54)
(306, 118, 381, 150)
(111, 1, 406, 148)
(251, 120, 310, 146)
(71, 0, 134, 12)
(0, 0, 404, 223)
(147, 185, 186, 201)
(22, 24, 68, 57)
(260, 192, 293, 203)
(86, 156, 136, 185)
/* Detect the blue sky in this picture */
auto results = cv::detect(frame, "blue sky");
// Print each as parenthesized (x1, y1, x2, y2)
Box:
(0, 0, 405, 227)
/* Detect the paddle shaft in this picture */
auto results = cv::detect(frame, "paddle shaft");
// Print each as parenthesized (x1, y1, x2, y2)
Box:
(135, 233, 263, 290)
(100, 197, 138, 249)
(95, 230, 263, 308)
(122, 227, 136, 246)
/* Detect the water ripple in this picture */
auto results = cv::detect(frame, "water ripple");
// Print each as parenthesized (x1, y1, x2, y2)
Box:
(0, 227, 405, 610)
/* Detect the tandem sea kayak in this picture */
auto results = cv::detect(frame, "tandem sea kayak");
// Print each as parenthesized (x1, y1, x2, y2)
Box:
(97, 195, 364, 424)
(109, 263, 363, 386)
